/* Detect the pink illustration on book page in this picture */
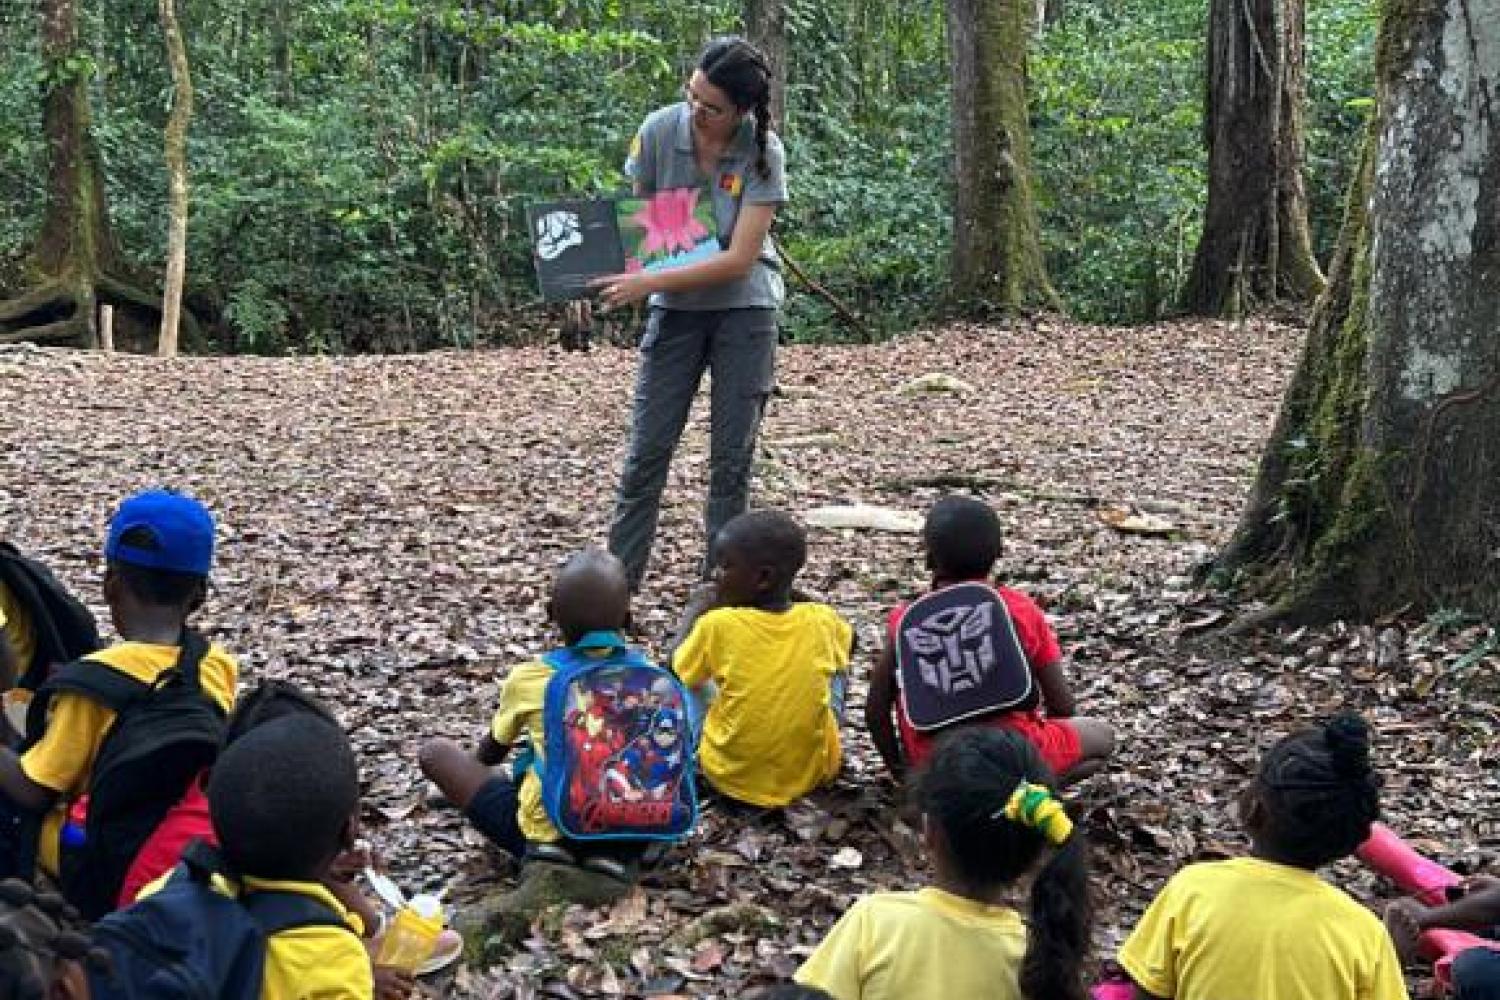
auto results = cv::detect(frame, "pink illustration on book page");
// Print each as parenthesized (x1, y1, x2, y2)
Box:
(629, 188, 710, 257)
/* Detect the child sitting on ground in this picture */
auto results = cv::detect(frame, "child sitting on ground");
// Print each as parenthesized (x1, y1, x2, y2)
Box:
(0, 489, 238, 883)
(670, 511, 852, 809)
(1118, 713, 1406, 1000)
(126, 679, 447, 996)
(420, 549, 645, 876)
(0, 540, 101, 698)
(1385, 871, 1500, 997)
(866, 496, 1113, 785)
(208, 713, 374, 999)
(796, 728, 1090, 1000)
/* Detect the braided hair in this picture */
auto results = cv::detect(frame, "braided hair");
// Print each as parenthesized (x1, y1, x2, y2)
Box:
(0, 879, 108, 999)
(1252, 712, 1383, 869)
(697, 36, 775, 180)
(918, 729, 1091, 1000)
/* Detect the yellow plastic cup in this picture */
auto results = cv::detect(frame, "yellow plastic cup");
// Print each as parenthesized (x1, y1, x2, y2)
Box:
(375, 895, 444, 973)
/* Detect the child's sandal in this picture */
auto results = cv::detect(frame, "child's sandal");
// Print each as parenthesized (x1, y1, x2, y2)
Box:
(581, 855, 637, 882)
(526, 842, 576, 867)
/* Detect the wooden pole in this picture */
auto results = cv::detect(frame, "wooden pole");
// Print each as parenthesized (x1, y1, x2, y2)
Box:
(99, 304, 114, 353)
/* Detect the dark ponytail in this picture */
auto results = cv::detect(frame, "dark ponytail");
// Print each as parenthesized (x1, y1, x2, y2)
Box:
(750, 94, 772, 180)
(917, 729, 1091, 1000)
(1021, 834, 1091, 1000)
(1256, 711, 1383, 868)
(697, 35, 775, 179)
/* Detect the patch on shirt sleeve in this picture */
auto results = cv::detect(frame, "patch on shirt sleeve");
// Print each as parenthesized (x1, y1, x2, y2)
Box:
(717, 171, 743, 197)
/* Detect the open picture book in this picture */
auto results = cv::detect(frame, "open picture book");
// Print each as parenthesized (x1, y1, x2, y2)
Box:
(527, 188, 720, 302)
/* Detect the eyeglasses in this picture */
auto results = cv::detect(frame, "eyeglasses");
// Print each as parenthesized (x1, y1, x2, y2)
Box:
(682, 84, 730, 121)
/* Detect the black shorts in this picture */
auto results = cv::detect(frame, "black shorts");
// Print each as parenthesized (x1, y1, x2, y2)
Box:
(464, 775, 526, 859)
(463, 775, 649, 866)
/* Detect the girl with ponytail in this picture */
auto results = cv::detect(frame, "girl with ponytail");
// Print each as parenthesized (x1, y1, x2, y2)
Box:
(796, 728, 1091, 1000)
(594, 36, 788, 591)
(1119, 712, 1406, 1000)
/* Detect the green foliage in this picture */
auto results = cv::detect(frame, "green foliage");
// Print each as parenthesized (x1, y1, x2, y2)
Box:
(0, 0, 1376, 350)
(1306, 0, 1379, 252)
(1031, 1, 1206, 322)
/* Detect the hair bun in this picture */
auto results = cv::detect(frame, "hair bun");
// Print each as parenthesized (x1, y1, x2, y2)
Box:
(1324, 712, 1372, 779)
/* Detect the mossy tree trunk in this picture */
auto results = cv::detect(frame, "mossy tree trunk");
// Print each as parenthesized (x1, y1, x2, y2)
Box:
(1181, 0, 1324, 316)
(1212, 0, 1500, 624)
(743, 0, 786, 131)
(0, 0, 185, 348)
(947, 0, 1059, 312)
(158, 0, 193, 358)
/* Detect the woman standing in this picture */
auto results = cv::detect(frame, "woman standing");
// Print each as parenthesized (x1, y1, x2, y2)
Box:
(593, 37, 787, 591)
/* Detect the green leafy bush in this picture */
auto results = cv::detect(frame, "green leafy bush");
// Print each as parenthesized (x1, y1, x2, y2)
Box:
(0, 0, 1375, 350)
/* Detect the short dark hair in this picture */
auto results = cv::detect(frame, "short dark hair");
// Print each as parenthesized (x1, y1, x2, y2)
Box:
(209, 714, 359, 882)
(717, 511, 807, 592)
(109, 526, 206, 606)
(923, 496, 1002, 579)
(550, 549, 631, 645)
(1254, 712, 1382, 869)
(222, 679, 339, 749)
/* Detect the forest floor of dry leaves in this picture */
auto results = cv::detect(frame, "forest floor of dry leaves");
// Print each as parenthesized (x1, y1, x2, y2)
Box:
(2, 317, 1497, 999)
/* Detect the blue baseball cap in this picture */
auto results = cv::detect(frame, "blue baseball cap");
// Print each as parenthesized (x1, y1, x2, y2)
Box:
(105, 489, 216, 576)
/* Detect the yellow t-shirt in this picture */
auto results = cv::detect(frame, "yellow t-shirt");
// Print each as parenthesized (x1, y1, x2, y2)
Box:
(796, 888, 1026, 1000)
(1118, 857, 1408, 1000)
(490, 659, 560, 843)
(0, 581, 36, 680)
(674, 603, 852, 807)
(137, 872, 372, 1000)
(245, 876, 374, 1000)
(20, 640, 239, 874)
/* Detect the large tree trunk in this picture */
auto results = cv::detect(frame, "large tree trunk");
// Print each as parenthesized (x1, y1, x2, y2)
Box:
(7, 0, 118, 346)
(1181, 0, 1324, 317)
(947, 0, 1058, 311)
(743, 0, 786, 132)
(1211, 0, 1500, 624)
(0, 0, 184, 349)
(158, 0, 193, 358)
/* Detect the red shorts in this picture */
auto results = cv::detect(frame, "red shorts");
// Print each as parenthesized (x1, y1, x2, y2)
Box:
(901, 711, 1083, 777)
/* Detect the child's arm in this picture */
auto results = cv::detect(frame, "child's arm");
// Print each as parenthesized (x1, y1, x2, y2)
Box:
(665, 582, 718, 670)
(864, 642, 905, 782)
(1406, 879, 1500, 932)
(0, 748, 57, 812)
(1036, 659, 1077, 718)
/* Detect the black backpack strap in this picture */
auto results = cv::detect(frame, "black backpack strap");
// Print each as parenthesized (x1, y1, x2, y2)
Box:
(171, 629, 209, 690)
(45, 660, 151, 712)
(176, 839, 352, 937)
(23, 658, 150, 748)
(241, 889, 355, 937)
(21, 631, 212, 748)
(179, 837, 230, 883)
(0, 543, 102, 690)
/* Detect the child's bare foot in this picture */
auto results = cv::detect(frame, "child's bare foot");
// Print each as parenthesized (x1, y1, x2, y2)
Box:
(1385, 898, 1427, 964)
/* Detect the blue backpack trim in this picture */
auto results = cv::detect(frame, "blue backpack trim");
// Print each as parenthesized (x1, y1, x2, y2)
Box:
(532, 633, 698, 842)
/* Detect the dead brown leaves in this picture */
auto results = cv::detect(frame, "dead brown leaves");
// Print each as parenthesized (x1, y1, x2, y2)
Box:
(0, 317, 1496, 998)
